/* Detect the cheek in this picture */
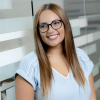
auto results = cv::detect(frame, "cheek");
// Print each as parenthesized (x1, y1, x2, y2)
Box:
(40, 33, 47, 42)
(60, 27, 65, 38)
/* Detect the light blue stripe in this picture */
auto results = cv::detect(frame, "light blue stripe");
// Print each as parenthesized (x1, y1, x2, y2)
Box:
(0, 16, 33, 34)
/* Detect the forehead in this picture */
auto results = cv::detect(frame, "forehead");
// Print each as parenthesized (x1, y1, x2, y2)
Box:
(39, 10, 60, 24)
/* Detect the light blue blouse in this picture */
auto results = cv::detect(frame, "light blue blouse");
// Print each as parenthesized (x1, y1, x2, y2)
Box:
(15, 47, 94, 100)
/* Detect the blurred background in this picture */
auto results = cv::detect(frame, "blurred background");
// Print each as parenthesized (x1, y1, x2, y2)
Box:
(0, 0, 100, 100)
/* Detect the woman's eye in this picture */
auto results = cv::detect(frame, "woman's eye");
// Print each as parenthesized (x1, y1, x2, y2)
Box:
(40, 25, 45, 28)
(54, 21, 60, 24)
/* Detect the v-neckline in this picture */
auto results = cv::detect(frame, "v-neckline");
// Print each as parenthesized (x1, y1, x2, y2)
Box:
(51, 67, 70, 79)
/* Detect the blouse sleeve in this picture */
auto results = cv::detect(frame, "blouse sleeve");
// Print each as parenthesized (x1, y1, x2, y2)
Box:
(76, 48, 94, 76)
(14, 54, 38, 91)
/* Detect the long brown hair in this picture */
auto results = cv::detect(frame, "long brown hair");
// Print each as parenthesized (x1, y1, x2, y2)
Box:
(34, 3, 87, 99)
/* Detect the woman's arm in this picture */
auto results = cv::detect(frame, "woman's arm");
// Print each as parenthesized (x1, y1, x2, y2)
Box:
(89, 72, 96, 100)
(15, 75, 34, 100)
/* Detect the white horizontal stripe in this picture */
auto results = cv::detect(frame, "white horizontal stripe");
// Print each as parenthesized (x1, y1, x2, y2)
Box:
(0, 0, 12, 9)
(0, 17, 33, 34)
(0, 45, 34, 67)
(0, 29, 33, 42)
(74, 35, 87, 47)
(74, 31, 100, 47)
(82, 44, 97, 55)
(70, 18, 88, 28)
(94, 79, 100, 90)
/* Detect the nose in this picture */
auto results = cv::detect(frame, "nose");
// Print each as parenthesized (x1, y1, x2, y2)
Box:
(48, 24, 54, 33)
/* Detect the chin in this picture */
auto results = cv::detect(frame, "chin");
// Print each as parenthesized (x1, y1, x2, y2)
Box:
(47, 42, 62, 47)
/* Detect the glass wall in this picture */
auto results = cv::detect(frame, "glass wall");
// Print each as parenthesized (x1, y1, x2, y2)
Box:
(33, 1, 100, 98)
(0, 0, 34, 100)
(0, 0, 100, 100)
(85, 0, 100, 99)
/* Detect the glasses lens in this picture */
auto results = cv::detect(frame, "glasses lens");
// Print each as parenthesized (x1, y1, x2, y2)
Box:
(52, 20, 62, 29)
(39, 24, 48, 33)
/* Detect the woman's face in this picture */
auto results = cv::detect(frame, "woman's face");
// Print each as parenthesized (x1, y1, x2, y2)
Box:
(39, 10, 65, 47)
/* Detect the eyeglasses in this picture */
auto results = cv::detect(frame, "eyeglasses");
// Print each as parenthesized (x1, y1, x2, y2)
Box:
(37, 20, 63, 33)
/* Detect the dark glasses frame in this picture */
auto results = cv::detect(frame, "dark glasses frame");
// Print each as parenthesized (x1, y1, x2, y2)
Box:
(37, 20, 63, 33)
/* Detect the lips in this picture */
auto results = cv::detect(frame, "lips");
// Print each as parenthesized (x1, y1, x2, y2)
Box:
(46, 34, 59, 40)
(47, 34, 59, 38)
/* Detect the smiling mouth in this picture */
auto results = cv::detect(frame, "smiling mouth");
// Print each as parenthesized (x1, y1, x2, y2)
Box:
(47, 34, 59, 39)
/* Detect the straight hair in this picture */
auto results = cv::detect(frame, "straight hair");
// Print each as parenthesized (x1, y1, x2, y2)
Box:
(33, 3, 87, 99)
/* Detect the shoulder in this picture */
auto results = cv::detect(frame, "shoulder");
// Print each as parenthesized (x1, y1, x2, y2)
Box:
(22, 50, 38, 64)
(76, 47, 88, 58)
(18, 50, 38, 73)
(20, 50, 39, 70)
(75, 47, 94, 76)
(15, 50, 40, 90)
(16, 50, 39, 75)
(18, 50, 40, 76)
(75, 47, 91, 62)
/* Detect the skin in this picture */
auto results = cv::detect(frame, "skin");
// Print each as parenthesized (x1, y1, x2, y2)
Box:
(15, 75, 34, 100)
(39, 10, 69, 77)
(39, 10, 65, 48)
(89, 72, 96, 100)
(15, 10, 96, 100)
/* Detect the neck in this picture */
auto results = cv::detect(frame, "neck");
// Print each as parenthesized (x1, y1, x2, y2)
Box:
(46, 44, 64, 57)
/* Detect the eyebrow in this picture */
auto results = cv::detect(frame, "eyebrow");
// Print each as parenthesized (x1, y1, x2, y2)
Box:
(40, 19, 60, 25)
(40, 22, 47, 25)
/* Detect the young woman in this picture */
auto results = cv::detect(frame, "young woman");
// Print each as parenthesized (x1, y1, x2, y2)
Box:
(15, 3, 96, 100)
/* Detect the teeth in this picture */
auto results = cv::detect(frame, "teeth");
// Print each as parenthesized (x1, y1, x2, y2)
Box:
(49, 35, 58, 39)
